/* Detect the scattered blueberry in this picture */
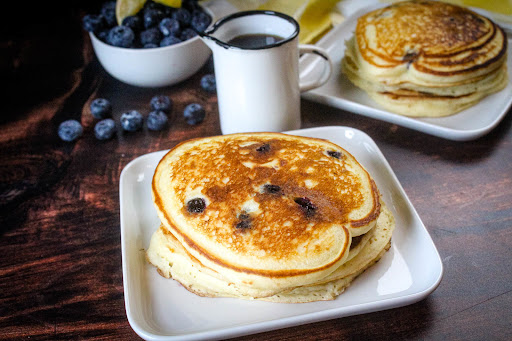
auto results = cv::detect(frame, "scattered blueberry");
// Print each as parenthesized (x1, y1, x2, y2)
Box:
(120, 110, 143, 132)
(159, 17, 181, 36)
(183, 103, 205, 125)
(58, 120, 83, 142)
(263, 184, 281, 194)
(144, 8, 165, 29)
(180, 28, 197, 41)
(90, 98, 112, 119)
(200, 74, 216, 93)
(143, 43, 159, 49)
(327, 150, 341, 159)
(150, 95, 173, 113)
(160, 35, 182, 47)
(83, 14, 105, 33)
(256, 143, 270, 153)
(191, 11, 211, 32)
(94, 119, 116, 140)
(187, 198, 206, 213)
(101, 1, 117, 27)
(172, 8, 192, 26)
(140, 27, 162, 46)
(122, 15, 142, 33)
(294, 197, 316, 217)
(147, 110, 169, 131)
(107, 26, 135, 48)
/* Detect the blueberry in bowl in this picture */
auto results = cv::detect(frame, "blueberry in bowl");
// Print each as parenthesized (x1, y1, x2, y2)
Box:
(85, 0, 215, 87)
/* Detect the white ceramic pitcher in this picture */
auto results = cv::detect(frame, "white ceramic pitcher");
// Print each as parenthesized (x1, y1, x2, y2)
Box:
(199, 10, 333, 135)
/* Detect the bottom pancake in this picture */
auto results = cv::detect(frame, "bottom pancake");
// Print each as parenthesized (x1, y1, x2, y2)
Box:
(146, 202, 395, 303)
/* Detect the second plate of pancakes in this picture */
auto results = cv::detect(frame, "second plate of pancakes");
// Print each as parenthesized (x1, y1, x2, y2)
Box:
(299, 3, 512, 141)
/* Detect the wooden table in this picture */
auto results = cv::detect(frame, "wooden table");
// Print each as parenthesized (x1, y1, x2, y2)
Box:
(1, 4, 511, 340)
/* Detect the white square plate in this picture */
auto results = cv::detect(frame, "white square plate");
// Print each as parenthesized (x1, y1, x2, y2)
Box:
(299, 4, 512, 141)
(119, 127, 443, 340)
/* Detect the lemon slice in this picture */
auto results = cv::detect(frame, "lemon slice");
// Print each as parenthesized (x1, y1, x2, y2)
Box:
(116, 0, 147, 25)
(154, 0, 182, 9)
(297, 0, 340, 43)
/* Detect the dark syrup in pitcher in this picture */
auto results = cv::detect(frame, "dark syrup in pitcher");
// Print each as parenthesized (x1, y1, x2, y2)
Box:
(228, 34, 285, 48)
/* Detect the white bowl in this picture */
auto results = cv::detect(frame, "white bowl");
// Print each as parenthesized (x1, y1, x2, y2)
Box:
(89, 10, 214, 88)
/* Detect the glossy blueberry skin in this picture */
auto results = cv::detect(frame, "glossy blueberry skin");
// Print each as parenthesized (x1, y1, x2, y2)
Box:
(94, 118, 116, 140)
(144, 8, 165, 29)
(160, 36, 181, 47)
(180, 28, 197, 41)
(58, 120, 83, 142)
(190, 11, 211, 32)
(97, 29, 109, 42)
(147, 111, 169, 131)
(90, 98, 112, 119)
(159, 17, 181, 37)
(140, 27, 162, 46)
(200, 74, 216, 93)
(122, 15, 142, 33)
(183, 103, 205, 125)
(120, 110, 143, 132)
(101, 1, 117, 27)
(83, 14, 105, 33)
(107, 26, 135, 48)
(172, 8, 192, 26)
(150, 95, 172, 113)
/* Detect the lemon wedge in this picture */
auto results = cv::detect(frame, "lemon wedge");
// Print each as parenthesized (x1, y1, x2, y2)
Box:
(297, 0, 340, 43)
(154, 0, 182, 9)
(116, 0, 147, 25)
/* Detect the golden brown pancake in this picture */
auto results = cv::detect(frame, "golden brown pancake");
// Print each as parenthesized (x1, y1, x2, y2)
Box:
(150, 133, 384, 298)
(341, 0, 508, 117)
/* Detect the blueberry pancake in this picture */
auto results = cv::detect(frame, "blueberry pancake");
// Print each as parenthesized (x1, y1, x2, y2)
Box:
(341, 0, 508, 117)
(147, 133, 393, 301)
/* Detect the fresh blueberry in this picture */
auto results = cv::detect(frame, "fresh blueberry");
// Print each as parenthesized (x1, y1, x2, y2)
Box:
(143, 43, 159, 49)
(90, 98, 112, 119)
(120, 110, 143, 132)
(150, 95, 172, 113)
(107, 26, 135, 48)
(122, 15, 142, 33)
(180, 28, 197, 41)
(183, 103, 205, 125)
(101, 1, 117, 27)
(160, 36, 181, 47)
(94, 118, 116, 140)
(159, 17, 181, 37)
(172, 8, 192, 26)
(82, 14, 105, 33)
(144, 8, 165, 29)
(140, 27, 162, 46)
(182, 0, 201, 12)
(200, 74, 216, 93)
(97, 29, 109, 42)
(58, 120, 83, 142)
(190, 11, 211, 32)
(147, 110, 169, 131)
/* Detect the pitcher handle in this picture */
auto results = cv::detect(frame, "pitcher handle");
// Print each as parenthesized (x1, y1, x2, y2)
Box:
(298, 45, 333, 93)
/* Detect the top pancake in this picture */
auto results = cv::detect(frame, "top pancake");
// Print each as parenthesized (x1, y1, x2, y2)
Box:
(355, 0, 507, 86)
(152, 133, 381, 294)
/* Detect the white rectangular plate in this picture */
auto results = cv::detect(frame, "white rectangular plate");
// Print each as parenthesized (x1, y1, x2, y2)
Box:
(120, 127, 443, 340)
(299, 4, 512, 141)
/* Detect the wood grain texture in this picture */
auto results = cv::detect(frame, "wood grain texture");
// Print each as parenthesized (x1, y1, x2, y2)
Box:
(1, 2, 511, 340)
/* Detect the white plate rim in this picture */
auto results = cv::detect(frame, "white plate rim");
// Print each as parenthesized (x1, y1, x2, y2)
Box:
(300, 4, 512, 141)
(119, 126, 444, 340)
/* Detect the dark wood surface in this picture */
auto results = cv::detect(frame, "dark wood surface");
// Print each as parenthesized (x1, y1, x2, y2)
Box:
(1, 4, 511, 340)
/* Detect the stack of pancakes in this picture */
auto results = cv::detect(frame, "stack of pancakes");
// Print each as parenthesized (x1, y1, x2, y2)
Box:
(147, 133, 395, 303)
(341, 0, 508, 117)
